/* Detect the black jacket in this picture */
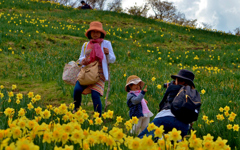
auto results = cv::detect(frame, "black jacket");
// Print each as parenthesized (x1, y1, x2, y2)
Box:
(159, 84, 183, 111)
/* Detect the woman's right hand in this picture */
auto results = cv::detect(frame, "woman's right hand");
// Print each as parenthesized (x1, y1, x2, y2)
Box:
(81, 58, 88, 65)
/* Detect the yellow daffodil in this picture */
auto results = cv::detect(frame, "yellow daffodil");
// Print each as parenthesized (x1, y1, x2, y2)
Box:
(8, 91, 14, 97)
(63, 123, 73, 133)
(141, 135, 155, 149)
(224, 111, 230, 117)
(82, 141, 90, 150)
(227, 124, 232, 130)
(42, 132, 52, 143)
(219, 107, 224, 112)
(157, 138, 165, 149)
(189, 137, 202, 149)
(18, 118, 27, 129)
(224, 106, 230, 112)
(0, 93, 4, 99)
(147, 123, 157, 132)
(93, 112, 100, 118)
(216, 114, 224, 121)
(215, 137, 228, 149)
(58, 103, 68, 114)
(16, 93, 23, 99)
(69, 103, 75, 110)
(85, 135, 97, 147)
(116, 116, 123, 123)
(35, 94, 41, 101)
(201, 89, 206, 94)
(4, 108, 15, 117)
(177, 138, 189, 149)
(31, 97, 36, 103)
(128, 137, 141, 150)
(124, 120, 132, 131)
(106, 135, 116, 149)
(12, 84, 17, 90)
(157, 84, 162, 89)
(233, 124, 239, 131)
(107, 110, 114, 119)
(154, 125, 164, 138)
(102, 126, 108, 132)
(102, 112, 107, 119)
(52, 129, 63, 142)
(230, 112, 237, 118)
(203, 140, 214, 149)
(168, 128, 182, 141)
(95, 117, 103, 125)
(202, 115, 208, 121)
(151, 77, 156, 81)
(16, 138, 39, 150)
(41, 109, 51, 119)
(131, 116, 139, 124)
(5, 143, 16, 150)
(27, 120, 37, 130)
(228, 116, 235, 122)
(61, 133, 70, 145)
(12, 127, 22, 139)
(18, 108, 26, 117)
(27, 102, 34, 110)
(88, 119, 93, 125)
(0, 130, 4, 140)
(27, 92, 34, 98)
(35, 107, 42, 115)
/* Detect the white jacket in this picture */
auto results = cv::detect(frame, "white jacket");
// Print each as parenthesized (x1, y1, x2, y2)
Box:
(79, 40, 116, 81)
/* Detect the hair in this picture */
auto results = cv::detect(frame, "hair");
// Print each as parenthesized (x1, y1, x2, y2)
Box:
(126, 85, 132, 92)
(126, 83, 142, 92)
(81, 1, 85, 4)
(177, 77, 193, 87)
(87, 31, 105, 39)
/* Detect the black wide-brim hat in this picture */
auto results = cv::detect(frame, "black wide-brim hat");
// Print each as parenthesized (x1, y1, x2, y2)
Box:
(171, 69, 195, 87)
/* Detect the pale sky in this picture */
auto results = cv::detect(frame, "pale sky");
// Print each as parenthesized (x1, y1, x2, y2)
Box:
(121, 0, 240, 33)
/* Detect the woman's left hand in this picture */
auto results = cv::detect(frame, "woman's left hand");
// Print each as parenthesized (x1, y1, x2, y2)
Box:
(103, 47, 109, 55)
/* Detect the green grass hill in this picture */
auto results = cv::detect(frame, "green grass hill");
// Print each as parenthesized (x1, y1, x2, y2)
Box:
(0, 0, 240, 148)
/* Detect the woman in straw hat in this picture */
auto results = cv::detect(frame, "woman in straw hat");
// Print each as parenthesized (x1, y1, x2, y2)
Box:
(73, 21, 116, 116)
(138, 69, 196, 139)
(126, 75, 153, 134)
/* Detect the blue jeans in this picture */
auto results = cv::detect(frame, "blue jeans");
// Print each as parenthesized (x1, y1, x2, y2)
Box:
(138, 116, 189, 139)
(73, 81, 102, 116)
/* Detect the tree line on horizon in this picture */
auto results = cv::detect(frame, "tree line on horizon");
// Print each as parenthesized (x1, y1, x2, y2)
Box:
(41, 0, 240, 35)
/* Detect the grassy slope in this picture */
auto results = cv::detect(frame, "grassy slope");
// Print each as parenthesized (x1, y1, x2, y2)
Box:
(0, 0, 240, 148)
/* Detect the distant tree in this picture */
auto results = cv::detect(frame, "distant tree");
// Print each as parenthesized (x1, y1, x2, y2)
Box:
(201, 22, 213, 30)
(147, 0, 197, 27)
(147, 0, 176, 21)
(107, 0, 123, 12)
(234, 27, 240, 35)
(82, 0, 107, 10)
(171, 11, 185, 25)
(126, 3, 149, 17)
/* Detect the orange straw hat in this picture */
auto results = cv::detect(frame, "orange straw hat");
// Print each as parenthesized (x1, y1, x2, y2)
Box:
(85, 21, 106, 38)
(125, 75, 145, 92)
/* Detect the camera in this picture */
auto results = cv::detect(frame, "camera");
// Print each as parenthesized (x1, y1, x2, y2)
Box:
(163, 80, 175, 88)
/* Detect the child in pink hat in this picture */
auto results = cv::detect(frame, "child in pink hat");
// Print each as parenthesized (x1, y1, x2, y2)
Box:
(125, 75, 153, 134)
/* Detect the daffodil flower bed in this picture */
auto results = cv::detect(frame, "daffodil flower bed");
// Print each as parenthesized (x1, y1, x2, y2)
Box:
(0, 85, 232, 150)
